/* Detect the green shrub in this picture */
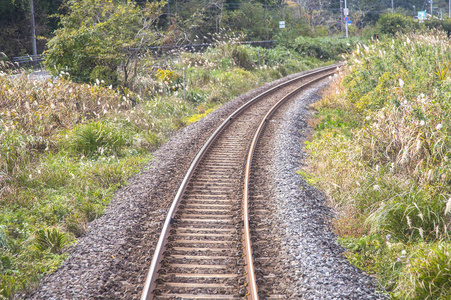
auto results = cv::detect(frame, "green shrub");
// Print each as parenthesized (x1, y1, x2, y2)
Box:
(89, 65, 118, 86)
(0, 226, 8, 249)
(375, 13, 420, 36)
(395, 242, 451, 299)
(231, 45, 254, 70)
(367, 191, 448, 242)
(425, 19, 451, 36)
(0, 275, 17, 299)
(69, 121, 128, 157)
(33, 228, 68, 255)
(293, 36, 359, 60)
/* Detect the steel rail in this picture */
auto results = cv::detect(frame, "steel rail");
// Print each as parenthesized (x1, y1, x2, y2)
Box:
(141, 63, 341, 300)
(242, 66, 340, 299)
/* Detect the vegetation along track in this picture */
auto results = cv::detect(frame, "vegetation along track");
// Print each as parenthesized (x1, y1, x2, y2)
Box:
(141, 64, 341, 300)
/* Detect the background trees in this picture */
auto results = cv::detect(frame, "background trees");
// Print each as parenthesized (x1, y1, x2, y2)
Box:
(0, 0, 60, 57)
(45, 0, 163, 85)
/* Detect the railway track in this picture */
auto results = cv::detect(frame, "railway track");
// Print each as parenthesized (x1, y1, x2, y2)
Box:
(141, 64, 340, 300)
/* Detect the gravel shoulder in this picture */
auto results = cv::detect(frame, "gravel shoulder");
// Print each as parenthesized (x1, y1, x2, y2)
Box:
(269, 80, 388, 299)
(26, 71, 386, 299)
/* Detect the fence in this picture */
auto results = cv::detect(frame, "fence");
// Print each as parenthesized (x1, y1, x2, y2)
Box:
(12, 41, 275, 70)
(131, 40, 276, 55)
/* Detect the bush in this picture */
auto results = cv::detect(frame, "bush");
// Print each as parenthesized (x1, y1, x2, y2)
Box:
(375, 13, 420, 36)
(70, 122, 128, 157)
(425, 19, 451, 36)
(89, 65, 118, 86)
(367, 191, 448, 242)
(33, 228, 68, 255)
(231, 45, 254, 70)
(45, 0, 163, 85)
(293, 36, 359, 60)
(395, 242, 451, 299)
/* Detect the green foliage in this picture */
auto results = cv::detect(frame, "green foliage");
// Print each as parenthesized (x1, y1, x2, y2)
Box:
(0, 0, 59, 57)
(367, 191, 448, 242)
(339, 234, 403, 289)
(33, 228, 68, 254)
(0, 274, 17, 299)
(375, 13, 420, 36)
(304, 30, 451, 297)
(0, 226, 8, 249)
(70, 122, 128, 157)
(425, 19, 451, 36)
(434, 62, 450, 81)
(395, 242, 451, 299)
(231, 45, 254, 70)
(45, 0, 163, 84)
(293, 36, 359, 60)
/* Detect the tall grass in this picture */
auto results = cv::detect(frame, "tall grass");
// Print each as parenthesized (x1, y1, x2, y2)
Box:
(304, 30, 451, 298)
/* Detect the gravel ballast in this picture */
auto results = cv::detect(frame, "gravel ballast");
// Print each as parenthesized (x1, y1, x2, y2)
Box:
(27, 71, 386, 299)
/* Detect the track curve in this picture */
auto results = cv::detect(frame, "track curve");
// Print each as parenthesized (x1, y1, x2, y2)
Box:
(141, 64, 341, 300)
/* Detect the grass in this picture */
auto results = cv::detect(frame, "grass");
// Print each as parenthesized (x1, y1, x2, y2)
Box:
(0, 37, 343, 298)
(303, 30, 451, 299)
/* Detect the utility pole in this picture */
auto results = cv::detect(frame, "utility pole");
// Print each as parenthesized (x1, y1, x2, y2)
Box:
(391, 0, 394, 14)
(30, 0, 37, 57)
(344, 0, 348, 38)
(340, 0, 343, 34)
(431, 0, 433, 18)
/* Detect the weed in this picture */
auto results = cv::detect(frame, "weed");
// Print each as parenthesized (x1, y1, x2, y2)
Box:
(435, 62, 451, 81)
(395, 242, 451, 299)
(33, 228, 68, 255)
(0, 275, 17, 299)
(70, 122, 128, 157)
(0, 226, 8, 249)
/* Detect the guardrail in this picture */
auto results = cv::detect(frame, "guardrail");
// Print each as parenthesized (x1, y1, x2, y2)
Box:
(12, 55, 44, 69)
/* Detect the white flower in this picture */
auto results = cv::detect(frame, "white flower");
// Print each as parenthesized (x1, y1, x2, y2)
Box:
(420, 120, 425, 126)
(401, 250, 407, 256)
(365, 116, 371, 120)
(399, 79, 404, 88)
(445, 198, 451, 215)
(373, 184, 380, 191)
(436, 124, 443, 130)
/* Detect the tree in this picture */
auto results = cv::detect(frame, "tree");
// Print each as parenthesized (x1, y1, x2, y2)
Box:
(45, 0, 163, 86)
(0, 0, 59, 57)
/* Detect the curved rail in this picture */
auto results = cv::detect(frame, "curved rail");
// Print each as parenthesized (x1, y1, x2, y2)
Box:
(242, 67, 339, 298)
(141, 63, 341, 300)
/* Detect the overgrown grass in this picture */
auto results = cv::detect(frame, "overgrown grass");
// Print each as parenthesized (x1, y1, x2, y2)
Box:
(304, 30, 451, 299)
(0, 37, 340, 298)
